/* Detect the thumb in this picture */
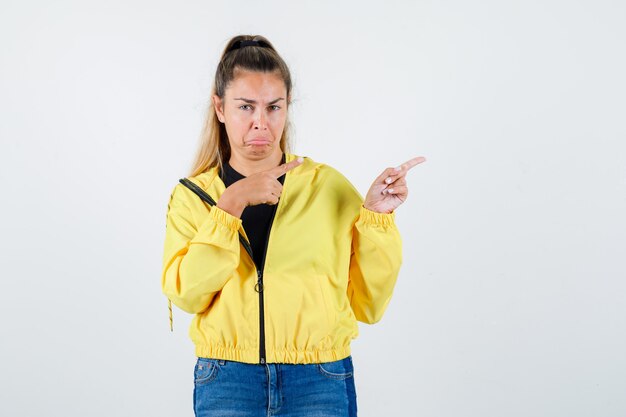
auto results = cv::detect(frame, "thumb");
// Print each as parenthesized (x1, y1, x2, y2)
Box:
(267, 156, 304, 178)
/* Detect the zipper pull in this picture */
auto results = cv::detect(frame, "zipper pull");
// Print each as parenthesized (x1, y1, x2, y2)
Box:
(254, 269, 264, 293)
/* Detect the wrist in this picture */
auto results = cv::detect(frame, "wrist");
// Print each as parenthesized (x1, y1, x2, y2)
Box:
(363, 202, 377, 212)
(362, 203, 394, 214)
(217, 193, 246, 218)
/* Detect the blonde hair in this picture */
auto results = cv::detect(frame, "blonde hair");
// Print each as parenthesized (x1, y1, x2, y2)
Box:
(188, 35, 294, 177)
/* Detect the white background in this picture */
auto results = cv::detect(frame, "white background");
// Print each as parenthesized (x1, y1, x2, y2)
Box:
(1, 0, 625, 416)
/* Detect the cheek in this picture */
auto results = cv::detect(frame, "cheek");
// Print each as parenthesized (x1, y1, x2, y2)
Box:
(230, 112, 249, 124)
(226, 115, 250, 136)
(269, 112, 287, 126)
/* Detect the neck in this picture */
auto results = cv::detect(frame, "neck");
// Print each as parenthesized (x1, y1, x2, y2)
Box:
(228, 149, 284, 177)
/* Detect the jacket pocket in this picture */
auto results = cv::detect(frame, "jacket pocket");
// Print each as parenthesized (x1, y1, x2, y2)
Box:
(316, 276, 337, 332)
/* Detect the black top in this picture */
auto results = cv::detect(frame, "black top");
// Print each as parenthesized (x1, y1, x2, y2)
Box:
(219, 153, 286, 269)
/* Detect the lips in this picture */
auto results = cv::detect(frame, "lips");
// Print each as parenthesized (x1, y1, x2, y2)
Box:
(247, 137, 271, 145)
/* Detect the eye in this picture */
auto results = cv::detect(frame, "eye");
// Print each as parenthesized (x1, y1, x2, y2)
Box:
(239, 104, 252, 111)
(270, 105, 281, 111)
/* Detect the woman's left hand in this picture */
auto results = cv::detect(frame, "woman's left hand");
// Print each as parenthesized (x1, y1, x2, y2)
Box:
(363, 156, 426, 214)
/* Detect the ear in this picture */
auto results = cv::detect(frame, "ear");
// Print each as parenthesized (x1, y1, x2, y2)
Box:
(212, 94, 225, 123)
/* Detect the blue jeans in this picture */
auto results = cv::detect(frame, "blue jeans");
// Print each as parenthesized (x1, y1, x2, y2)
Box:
(193, 355, 358, 416)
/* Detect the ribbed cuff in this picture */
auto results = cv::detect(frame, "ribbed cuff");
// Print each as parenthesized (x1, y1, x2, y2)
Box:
(190, 206, 242, 245)
(208, 205, 242, 230)
(359, 205, 396, 226)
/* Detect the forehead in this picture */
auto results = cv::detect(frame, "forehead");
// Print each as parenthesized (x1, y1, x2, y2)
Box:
(225, 70, 286, 99)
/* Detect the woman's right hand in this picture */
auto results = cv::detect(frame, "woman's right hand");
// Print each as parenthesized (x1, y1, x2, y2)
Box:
(217, 157, 304, 218)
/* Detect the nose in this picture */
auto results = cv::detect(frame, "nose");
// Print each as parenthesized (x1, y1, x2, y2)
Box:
(253, 109, 267, 130)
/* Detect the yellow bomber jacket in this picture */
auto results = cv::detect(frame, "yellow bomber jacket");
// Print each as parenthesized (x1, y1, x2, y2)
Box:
(161, 153, 403, 364)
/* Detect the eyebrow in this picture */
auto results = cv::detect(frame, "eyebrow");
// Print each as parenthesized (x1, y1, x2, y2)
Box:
(233, 97, 285, 105)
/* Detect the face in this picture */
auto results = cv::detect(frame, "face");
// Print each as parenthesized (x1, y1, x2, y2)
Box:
(213, 70, 289, 164)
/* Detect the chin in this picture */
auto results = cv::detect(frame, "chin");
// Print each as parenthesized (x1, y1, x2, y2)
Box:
(247, 147, 274, 158)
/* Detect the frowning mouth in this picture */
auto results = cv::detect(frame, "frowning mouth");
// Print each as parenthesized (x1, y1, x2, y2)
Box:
(246, 138, 271, 146)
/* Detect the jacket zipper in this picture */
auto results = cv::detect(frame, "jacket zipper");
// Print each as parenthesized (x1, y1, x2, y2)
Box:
(239, 200, 278, 365)
(257, 205, 279, 364)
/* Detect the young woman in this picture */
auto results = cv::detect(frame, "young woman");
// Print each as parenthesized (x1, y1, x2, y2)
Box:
(161, 34, 425, 417)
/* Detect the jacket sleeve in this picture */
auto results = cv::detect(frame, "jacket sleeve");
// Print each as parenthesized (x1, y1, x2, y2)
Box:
(161, 184, 243, 314)
(347, 205, 403, 324)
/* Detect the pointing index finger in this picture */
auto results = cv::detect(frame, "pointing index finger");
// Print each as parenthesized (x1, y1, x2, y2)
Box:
(268, 156, 304, 178)
(394, 156, 426, 174)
